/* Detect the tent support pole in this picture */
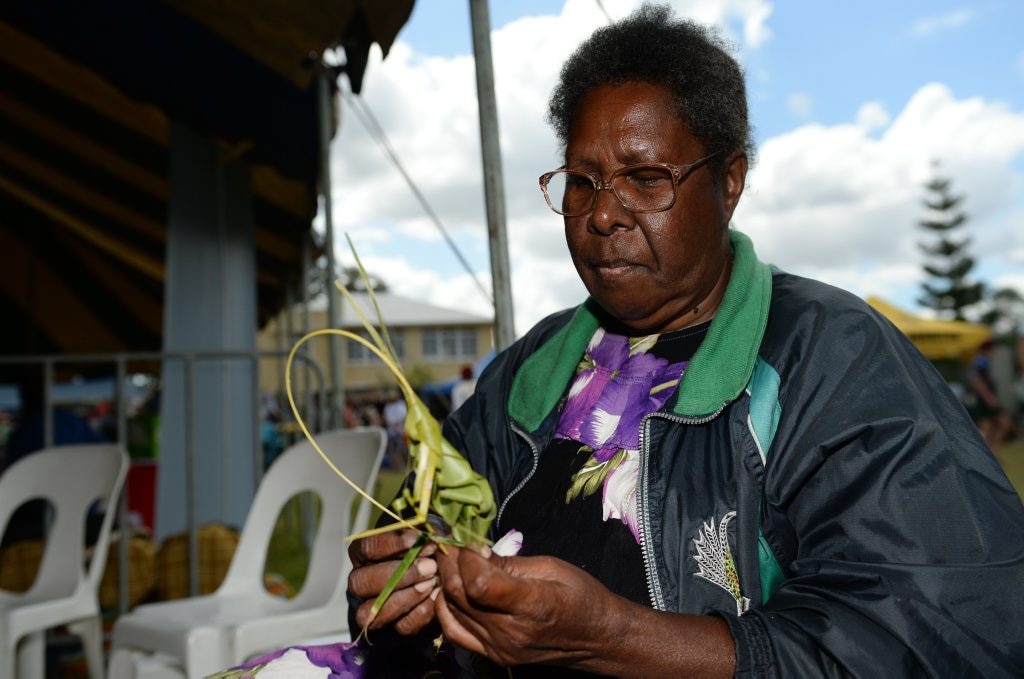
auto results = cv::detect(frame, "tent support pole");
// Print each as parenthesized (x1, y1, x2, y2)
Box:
(319, 69, 344, 424)
(469, 0, 515, 350)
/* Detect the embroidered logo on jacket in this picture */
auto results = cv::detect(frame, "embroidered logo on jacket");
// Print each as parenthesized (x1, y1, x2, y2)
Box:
(693, 511, 750, 615)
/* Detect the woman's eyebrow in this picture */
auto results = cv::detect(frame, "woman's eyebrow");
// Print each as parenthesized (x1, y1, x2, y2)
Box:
(563, 159, 599, 172)
(564, 154, 653, 172)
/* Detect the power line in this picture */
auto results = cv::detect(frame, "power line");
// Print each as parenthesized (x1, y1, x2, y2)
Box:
(341, 88, 495, 307)
(594, 0, 614, 25)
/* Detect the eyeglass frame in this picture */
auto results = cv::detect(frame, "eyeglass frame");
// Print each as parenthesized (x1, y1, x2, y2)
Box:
(538, 151, 723, 217)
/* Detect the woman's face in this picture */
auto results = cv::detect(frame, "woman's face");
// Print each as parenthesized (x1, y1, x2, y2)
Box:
(563, 81, 746, 334)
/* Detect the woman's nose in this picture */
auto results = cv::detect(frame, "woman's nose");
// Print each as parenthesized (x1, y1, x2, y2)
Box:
(588, 186, 636, 235)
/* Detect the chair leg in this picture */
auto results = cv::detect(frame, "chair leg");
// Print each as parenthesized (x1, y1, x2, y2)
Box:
(136, 657, 185, 679)
(68, 617, 104, 678)
(0, 640, 13, 679)
(107, 648, 139, 679)
(110, 650, 192, 679)
(16, 631, 45, 679)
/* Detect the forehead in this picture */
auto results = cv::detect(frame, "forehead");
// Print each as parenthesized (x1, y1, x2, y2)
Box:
(566, 81, 696, 164)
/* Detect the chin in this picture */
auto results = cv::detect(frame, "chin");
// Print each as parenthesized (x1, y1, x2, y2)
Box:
(594, 302, 659, 334)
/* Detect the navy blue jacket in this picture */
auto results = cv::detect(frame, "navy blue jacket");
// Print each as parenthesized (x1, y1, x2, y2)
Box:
(439, 230, 1024, 677)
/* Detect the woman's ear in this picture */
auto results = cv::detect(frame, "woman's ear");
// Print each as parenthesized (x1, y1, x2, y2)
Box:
(722, 151, 748, 221)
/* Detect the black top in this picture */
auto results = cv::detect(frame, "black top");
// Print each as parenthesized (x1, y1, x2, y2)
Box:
(494, 322, 709, 677)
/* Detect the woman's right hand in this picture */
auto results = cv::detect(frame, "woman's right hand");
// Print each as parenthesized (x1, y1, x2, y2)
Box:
(348, 528, 439, 634)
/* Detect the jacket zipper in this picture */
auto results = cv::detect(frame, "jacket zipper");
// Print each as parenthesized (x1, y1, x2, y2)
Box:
(638, 404, 728, 611)
(496, 420, 543, 529)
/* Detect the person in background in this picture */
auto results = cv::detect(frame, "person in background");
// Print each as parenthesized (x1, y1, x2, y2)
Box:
(1015, 334, 1024, 434)
(3, 367, 107, 472)
(382, 390, 408, 469)
(0, 409, 12, 467)
(968, 338, 1013, 453)
(260, 410, 285, 469)
(343, 398, 361, 429)
(347, 6, 1024, 678)
(2, 365, 107, 547)
(450, 365, 477, 412)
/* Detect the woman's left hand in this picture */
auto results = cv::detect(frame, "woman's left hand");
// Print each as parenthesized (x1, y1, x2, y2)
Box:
(433, 545, 628, 668)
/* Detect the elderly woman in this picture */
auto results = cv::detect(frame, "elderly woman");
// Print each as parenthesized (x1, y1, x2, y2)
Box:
(345, 6, 1024, 679)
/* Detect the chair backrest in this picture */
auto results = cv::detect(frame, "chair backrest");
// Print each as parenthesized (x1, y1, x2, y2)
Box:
(0, 444, 128, 596)
(218, 427, 386, 603)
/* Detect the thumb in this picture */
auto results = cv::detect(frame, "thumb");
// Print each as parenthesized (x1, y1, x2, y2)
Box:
(490, 554, 565, 582)
(456, 549, 530, 610)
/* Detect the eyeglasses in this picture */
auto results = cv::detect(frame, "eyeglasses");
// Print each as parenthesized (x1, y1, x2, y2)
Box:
(538, 152, 721, 217)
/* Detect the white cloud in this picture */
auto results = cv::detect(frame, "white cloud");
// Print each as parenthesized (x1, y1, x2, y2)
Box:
(856, 102, 890, 131)
(736, 82, 1024, 310)
(786, 92, 814, 119)
(573, 0, 774, 47)
(326, 4, 1024, 339)
(910, 8, 973, 38)
(995, 273, 1024, 297)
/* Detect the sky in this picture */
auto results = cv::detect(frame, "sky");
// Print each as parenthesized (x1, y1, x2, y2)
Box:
(325, 0, 1024, 338)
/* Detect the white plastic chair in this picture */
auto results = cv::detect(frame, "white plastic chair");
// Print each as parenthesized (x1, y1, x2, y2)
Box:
(0, 444, 129, 679)
(108, 427, 387, 679)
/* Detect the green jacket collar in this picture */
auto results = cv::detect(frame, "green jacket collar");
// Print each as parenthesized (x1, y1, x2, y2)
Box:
(508, 229, 772, 430)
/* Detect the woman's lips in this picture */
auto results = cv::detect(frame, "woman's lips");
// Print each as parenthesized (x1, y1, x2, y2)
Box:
(592, 259, 644, 279)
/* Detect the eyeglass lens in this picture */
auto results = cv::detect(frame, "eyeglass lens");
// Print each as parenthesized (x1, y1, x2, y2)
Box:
(544, 166, 676, 215)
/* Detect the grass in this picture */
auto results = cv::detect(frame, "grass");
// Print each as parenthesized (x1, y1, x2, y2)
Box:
(264, 470, 407, 596)
(998, 438, 1024, 498)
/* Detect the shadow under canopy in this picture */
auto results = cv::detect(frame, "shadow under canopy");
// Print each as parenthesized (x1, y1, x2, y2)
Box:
(0, 0, 415, 356)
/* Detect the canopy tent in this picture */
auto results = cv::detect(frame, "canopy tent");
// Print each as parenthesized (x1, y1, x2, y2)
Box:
(867, 296, 991, 362)
(0, 0, 417, 542)
(418, 349, 497, 397)
(0, 0, 414, 356)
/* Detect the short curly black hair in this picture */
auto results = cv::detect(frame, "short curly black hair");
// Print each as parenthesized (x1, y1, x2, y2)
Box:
(547, 4, 755, 177)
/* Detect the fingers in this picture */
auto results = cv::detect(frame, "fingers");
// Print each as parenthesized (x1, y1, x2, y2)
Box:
(435, 590, 488, 655)
(351, 557, 438, 630)
(435, 550, 618, 667)
(348, 529, 441, 633)
(438, 546, 524, 611)
(349, 552, 436, 595)
(355, 576, 437, 631)
(348, 528, 433, 567)
(393, 585, 440, 635)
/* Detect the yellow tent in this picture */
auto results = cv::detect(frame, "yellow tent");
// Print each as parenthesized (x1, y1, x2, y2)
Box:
(867, 297, 991, 362)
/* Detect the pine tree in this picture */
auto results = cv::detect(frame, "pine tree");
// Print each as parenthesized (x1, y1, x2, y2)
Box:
(306, 258, 389, 298)
(980, 287, 1024, 338)
(917, 171, 984, 320)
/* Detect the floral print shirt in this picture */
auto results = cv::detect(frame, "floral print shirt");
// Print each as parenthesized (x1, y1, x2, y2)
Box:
(554, 327, 689, 542)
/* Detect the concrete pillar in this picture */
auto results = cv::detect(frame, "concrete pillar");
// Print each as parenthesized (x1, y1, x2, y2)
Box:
(157, 122, 257, 541)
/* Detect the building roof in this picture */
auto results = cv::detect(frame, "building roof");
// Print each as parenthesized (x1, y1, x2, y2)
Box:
(334, 291, 493, 329)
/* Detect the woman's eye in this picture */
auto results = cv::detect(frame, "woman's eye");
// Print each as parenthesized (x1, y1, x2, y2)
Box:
(627, 172, 668, 186)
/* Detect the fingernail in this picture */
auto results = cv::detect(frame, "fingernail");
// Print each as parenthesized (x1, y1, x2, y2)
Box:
(430, 586, 440, 601)
(414, 576, 437, 593)
(479, 545, 493, 559)
(416, 559, 438, 577)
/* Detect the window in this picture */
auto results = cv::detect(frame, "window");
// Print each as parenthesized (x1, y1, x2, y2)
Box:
(442, 329, 457, 358)
(347, 329, 404, 364)
(460, 331, 477, 357)
(421, 327, 477, 361)
(422, 331, 438, 358)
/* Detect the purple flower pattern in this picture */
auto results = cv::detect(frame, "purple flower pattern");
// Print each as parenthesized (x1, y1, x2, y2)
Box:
(209, 640, 367, 678)
(556, 327, 686, 542)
